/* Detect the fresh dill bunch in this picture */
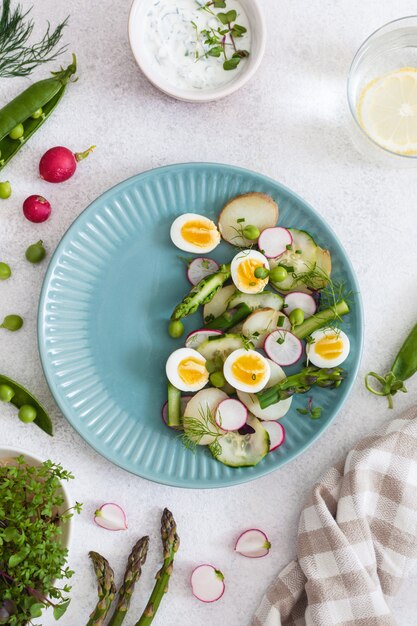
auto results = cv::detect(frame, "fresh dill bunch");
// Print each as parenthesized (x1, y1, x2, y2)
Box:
(0, 0, 68, 78)
(181, 405, 223, 458)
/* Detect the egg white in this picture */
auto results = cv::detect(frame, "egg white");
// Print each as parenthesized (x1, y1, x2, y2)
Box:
(307, 328, 350, 368)
(166, 347, 209, 392)
(223, 348, 270, 393)
(170, 213, 220, 254)
(230, 249, 270, 294)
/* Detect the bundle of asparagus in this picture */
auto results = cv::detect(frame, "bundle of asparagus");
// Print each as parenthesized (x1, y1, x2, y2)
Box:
(86, 509, 179, 626)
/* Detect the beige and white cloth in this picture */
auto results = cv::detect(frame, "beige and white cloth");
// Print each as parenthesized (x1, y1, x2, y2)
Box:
(252, 406, 417, 626)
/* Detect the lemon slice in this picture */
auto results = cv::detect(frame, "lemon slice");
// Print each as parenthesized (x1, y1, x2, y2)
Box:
(357, 67, 417, 155)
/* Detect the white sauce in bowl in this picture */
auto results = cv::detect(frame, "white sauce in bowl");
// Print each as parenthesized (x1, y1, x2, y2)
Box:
(143, 0, 251, 91)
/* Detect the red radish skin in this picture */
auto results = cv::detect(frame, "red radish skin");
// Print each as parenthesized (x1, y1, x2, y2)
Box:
(284, 292, 317, 318)
(185, 329, 223, 349)
(264, 330, 303, 366)
(235, 529, 271, 558)
(39, 145, 95, 183)
(23, 195, 51, 223)
(187, 257, 219, 285)
(191, 565, 225, 603)
(94, 502, 128, 531)
(162, 395, 193, 427)
(263, 421, 286, 451)
(258, 227, 292, 258)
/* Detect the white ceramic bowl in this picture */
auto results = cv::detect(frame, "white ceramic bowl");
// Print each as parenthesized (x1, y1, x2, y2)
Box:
(0, 446, 73, 550)
(128, 0, 266, 102)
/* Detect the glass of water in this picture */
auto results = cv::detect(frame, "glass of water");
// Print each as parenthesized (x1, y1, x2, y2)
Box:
(348, 16, 417, 162)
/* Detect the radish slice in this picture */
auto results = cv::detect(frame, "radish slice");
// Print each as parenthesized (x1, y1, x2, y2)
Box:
(191, 565, 225, 603)
(284, 292, 316, 318)
(263, 422, 286, 451)
(185, 329, 223, 350)
(162, 395, 193, 427)
(264, 330, 303, 366)
(258, 227, 292, 259)
(187, 258, 219, 285)
(235, 529, 271, 558)
(215, 398, 247, 432)
(94, 503, 127, 531)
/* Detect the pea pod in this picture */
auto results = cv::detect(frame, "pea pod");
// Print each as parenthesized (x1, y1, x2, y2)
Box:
(0, 373, 53, 435)
(0, 54, 77, 171)
(365, 322, 417, 408)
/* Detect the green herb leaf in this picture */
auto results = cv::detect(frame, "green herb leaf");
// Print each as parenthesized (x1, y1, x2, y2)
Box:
(213, 0, 226, 6)
(208, 45, 223, 57)
(232, 24, 247, 37)
(223, 57, 240, 70)
(54, 600, 70, 620)
(296, 408, 309, 415)
(30, 603, 44, 618)
(226, 9, 237, 22)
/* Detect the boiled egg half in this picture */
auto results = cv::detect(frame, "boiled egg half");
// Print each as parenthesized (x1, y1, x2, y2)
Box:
(166, 348, 209, 392)
(306, 328, 350, 368)
(231, 249, 270, 294)
(223, 349, 270, 393)
(170, 213, 220, 254)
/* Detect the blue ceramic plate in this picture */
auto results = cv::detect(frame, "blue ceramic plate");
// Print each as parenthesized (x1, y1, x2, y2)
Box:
(38, 163, 363, 488)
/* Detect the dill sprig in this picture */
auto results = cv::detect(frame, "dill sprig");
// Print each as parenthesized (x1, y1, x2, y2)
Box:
(181, 405, 223, 458)
(0, 0, 68, 78)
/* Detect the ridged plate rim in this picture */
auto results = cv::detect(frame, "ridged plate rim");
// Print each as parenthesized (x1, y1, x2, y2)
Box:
(38, 162, 364, 489)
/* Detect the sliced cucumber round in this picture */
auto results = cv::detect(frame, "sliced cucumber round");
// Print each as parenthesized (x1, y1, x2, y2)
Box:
(197, 333, 252, 361)
(210, 415, 270, 467)
(203, 285, 237, 323)
(227, 290, 284, 312)
(270, 229, 318, 292)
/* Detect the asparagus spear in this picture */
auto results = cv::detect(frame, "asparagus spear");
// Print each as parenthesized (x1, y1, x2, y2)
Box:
(108, 536, 150, 626)
(293, 300, 349, 339)
(171, 264, 230, 321)
(257, 366, 345, 408)
(86, 551, 117, 626)
(135, 509, 180, 626)
(204, 302, 252, 331)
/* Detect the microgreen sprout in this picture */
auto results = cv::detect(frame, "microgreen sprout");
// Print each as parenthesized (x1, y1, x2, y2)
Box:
(194, 0, 249, 71)
(297, 397, 322, 419)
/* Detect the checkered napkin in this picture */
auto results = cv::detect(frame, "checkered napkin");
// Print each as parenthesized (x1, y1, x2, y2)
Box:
(252, 406, 417, 626)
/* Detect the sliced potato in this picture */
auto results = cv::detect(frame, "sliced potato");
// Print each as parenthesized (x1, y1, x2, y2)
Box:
(242, 308, 279, 348)
(203, 284, 236, 323)
(218, 192, 279, 247)
(227, 290, 284, 312)
(183, 388, 228, 445)
(237, 359, 292, 421)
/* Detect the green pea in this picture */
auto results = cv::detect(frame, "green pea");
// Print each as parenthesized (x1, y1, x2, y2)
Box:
(270, 265, 288, 283)
(0, 384, 15, 402)
(0, 262, 11, 280)
(254, 266, 269, 280)
(18, 404, 37, 423)
(210, 371, 226, 388)
(9, 124, 24, 140)
(31, 108, 43, 119)
(0, 181, 11, 199)
(25, 240, 46, 264)
(168, 320, 184, 338)
(242, 225, 260, 240)
(289, 308, 305, 327)
(1, 315, 23, 331)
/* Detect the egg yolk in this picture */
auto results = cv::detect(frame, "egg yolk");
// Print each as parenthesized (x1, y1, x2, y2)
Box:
(180, 220, 218, 248)
(237, 258, 266, 291)
(231, 353, 267, 386)
(314, 334, 344, 360)
(178, 357, 207, 386)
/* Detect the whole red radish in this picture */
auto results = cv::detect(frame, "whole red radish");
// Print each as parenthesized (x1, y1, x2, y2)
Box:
(23, 195, 51, 223)
(39, 145, 95, 183)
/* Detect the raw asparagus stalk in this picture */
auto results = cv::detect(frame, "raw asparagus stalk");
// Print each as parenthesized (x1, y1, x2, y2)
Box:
(257, 366, 345, 408)
(293, 300, 349, 339)
(171, 264, 230, 321)
(135, 509, 179, 626)
(108, 536, 150, 626)
(204, 302, 252, 331)
(86, 551, 116, 626)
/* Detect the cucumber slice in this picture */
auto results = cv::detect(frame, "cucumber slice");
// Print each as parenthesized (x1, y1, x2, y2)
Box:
(203, 285, 236, 323)
(270, 229, 318, 292)
(227, 290, 284, 312)
(210, 415, 270, 467)
(307, 247, 332, 290)
(197, 333, 252, 361)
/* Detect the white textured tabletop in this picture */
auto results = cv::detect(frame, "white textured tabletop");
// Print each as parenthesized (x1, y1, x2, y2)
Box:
(1, 0, 417, 624)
